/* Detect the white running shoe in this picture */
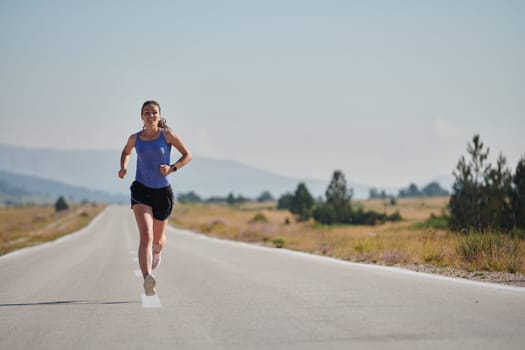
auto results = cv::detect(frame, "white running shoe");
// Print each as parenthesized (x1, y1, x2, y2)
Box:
(152, 249, 162, 270)
(143, 274, 156, 296)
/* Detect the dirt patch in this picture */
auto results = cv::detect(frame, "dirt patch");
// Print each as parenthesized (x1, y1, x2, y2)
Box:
(398, 263, 525, 288)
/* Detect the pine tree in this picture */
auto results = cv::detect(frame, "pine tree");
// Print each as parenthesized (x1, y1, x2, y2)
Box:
(511, 156, 525, 229)
(289, 183, 314, 221)
(227, 192, 235, 205)
(484, 154, 513, 231)
(312, 170, 353, 224)
(325, 170, 353, 206)
(449, 134, 490, 231)
(277, 193, 293, 210)
(449, 135, 518, 232)
(55, 196, 69, 212)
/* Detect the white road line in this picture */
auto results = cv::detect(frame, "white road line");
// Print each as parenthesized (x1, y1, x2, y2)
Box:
(141, 294, 162, 308)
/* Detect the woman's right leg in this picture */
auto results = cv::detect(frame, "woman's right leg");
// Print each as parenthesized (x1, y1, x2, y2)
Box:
(132, 204, 154, 278)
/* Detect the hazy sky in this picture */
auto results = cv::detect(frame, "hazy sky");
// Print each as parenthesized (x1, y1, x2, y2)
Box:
(1, 0, 524, 188)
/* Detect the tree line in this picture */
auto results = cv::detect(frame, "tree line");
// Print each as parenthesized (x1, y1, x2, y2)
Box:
(177, 190, 274, 204)
(177, 133, 524, 233)
(369, 181, 449, 199)
(277, 171, 401, 225)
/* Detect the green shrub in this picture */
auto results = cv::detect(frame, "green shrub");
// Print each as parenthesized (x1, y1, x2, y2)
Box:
(413, 213, 449, 230)
(456, 232, 523, 272)
(388, 211, 402, 222)
(272, 237, 285, 248)
(250, 212, 268, 223)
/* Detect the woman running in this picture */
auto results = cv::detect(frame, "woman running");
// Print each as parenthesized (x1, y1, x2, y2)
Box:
(118, 100, 192, 296)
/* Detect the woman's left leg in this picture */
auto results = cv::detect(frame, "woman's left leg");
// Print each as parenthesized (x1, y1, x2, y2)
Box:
(153, 219, 168, 251)
(151, 186, 173, 269)
(152, 218, 168, 269)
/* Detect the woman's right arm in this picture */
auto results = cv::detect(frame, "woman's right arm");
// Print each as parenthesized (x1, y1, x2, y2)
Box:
(118, 134, 136, 179)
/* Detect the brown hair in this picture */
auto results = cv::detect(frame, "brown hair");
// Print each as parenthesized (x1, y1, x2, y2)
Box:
(141, 100, 170, 129)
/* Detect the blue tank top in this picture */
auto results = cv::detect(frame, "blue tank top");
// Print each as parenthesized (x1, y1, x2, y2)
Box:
(135, 130, 171, 188)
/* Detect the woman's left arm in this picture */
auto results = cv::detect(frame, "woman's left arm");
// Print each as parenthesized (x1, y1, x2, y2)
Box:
(160, 129, 192, 176)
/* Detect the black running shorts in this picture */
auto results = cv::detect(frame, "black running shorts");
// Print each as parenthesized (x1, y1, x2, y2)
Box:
(130, 181, 174, 220)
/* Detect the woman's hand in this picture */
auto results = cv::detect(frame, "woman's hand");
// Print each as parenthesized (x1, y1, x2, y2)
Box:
(159, 164, 173, 176)
(118, 168, 127, 179)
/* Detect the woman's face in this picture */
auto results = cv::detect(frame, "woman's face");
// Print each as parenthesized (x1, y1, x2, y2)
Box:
(141, 103, 161, 127)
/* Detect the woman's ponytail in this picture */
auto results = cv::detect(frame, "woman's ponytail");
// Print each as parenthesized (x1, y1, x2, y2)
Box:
(158, 117, 170, 130)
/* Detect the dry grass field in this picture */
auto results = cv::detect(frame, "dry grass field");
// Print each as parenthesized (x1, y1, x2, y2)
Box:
(0, 203, 106, 255)
(2, 198, 522, 284)
(170, 197, 525, 279)
(359, 197, 449, 222)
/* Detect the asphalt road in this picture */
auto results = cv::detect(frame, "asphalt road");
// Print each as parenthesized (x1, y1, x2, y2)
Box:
(1, 206, 524, 350)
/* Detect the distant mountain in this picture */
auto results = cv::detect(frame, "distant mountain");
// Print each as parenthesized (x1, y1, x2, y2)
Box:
(0, 144, 127, 197)
(0, 173, 50, 204)
(0, 170, 128, 204)
(0, 144, 452, 201)
(0, 144, 374, 199)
